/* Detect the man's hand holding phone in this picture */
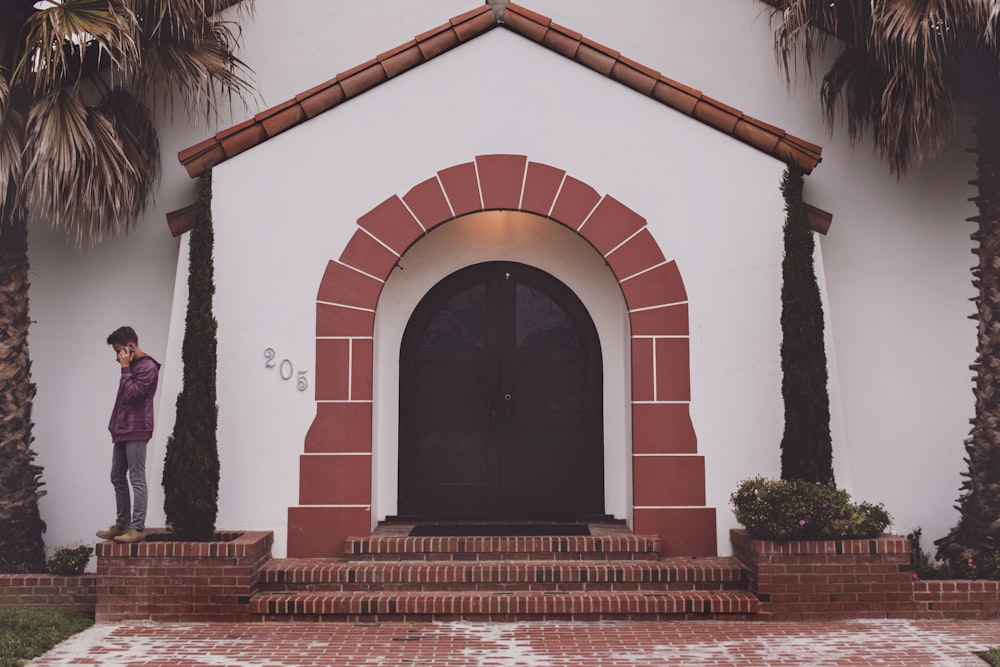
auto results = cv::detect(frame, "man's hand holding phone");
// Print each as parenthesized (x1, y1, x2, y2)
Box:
(117, 345, 134, 367)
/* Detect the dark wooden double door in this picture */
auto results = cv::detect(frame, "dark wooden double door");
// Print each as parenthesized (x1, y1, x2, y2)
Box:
(398, 262, 604, 519)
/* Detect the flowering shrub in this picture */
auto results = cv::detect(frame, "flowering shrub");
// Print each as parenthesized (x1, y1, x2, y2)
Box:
(730, 476, 891, 541)
(45, 545, 93, 576)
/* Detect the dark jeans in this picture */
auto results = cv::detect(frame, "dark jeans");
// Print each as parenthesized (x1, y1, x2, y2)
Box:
(111, 440, 148, 531)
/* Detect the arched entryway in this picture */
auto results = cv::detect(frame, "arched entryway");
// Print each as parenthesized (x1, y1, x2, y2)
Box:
(399, 261, 604, 519)
(289, 154, 715, 558)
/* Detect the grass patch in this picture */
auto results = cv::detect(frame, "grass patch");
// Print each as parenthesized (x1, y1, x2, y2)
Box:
(979, 648, 1000, 666)
(0, 606, 93, 667)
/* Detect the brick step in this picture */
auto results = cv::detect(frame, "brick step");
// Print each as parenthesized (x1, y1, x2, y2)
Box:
(258, 556, 746, 592)
(250, 589, 759, 622)
(342, 533, 661, 561)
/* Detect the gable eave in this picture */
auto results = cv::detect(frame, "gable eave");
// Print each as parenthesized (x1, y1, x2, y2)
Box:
(178, 2, 822, 179)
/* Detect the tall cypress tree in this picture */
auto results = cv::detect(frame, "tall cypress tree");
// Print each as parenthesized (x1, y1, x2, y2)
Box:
(779, 165, 834, 483)
(162, 169, 219, 541)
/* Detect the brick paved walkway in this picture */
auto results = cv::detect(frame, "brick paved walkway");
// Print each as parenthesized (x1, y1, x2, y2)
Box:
(28, 620, 1000, 666)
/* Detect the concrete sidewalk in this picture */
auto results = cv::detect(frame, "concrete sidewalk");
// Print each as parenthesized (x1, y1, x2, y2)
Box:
(27, 619, 1000, 666)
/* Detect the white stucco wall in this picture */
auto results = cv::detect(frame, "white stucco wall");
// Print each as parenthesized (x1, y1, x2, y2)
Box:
(523, 0, 976, 551)
(24, 0, 975, 561)
(26, 0, 475, 560)
(206, 28, 788, 555)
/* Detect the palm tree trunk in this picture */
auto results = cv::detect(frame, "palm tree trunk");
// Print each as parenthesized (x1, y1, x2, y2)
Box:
(0, 214, 46, 573)
(936, 90, 1000, 561)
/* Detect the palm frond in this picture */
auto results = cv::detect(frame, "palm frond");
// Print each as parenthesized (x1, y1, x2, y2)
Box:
(819, 47, 880, 141)
(14, 0, 138, 93)
(23, 86, 154, 244)
(98, 87, 159, 221)
(135, 15, 254, 119)
(136, 0, 209, 42)
(774, 0, 835, 79)
(872, 0, 987, 69)
(989, 0, 1000, 44)
(5, 0, 253, 243)
(773, 0, 870, 78)
(0, 73, 27, 225)
(772, 0, 998, 173)
(78, 105, 132, 235)
(132, 0, 253, 50)
(24, 87, 91, 228)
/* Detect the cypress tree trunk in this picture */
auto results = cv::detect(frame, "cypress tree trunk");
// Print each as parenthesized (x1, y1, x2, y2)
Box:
(0, 214, 46, 572)
(779, 165, 834, 484)
(936, 93, 1000, 561)
(162, 170, 219, 541)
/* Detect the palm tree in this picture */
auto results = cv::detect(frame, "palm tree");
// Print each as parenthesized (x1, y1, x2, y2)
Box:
(0, 0, 253, 573)
(765, 0, 1000, 561)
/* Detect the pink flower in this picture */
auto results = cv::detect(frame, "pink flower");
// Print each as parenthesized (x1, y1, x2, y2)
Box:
(799, 520, 806, 526)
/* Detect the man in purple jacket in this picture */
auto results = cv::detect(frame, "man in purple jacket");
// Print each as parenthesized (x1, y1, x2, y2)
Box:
(96, 326, 161, 544)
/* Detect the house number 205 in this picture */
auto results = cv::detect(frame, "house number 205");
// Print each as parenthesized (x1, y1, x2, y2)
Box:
(263, 348, 309, 391)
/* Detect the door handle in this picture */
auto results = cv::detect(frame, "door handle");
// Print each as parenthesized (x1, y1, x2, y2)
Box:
(504, 393, 513, 421)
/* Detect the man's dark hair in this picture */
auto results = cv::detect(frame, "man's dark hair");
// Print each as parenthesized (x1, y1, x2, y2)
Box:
(107, 326, 138, 347)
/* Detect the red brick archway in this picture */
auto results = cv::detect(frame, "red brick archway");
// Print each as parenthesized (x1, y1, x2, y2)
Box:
(288, 154, 716, 558)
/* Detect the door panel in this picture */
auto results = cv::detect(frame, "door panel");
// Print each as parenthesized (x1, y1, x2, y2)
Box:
(399, 262, 603, 518)
(414, 360, 490, 421)
(412, 431, 490, 484)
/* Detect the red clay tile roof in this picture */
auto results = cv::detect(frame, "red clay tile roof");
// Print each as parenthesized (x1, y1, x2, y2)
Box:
(178, 2, 822, 178)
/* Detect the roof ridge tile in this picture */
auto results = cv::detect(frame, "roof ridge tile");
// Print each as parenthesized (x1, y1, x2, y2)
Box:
(297, 82, 345, 119)
(258, 101, 307, 138)
(503, 3, 551, 28)
(337, 60, 387, 99)
(415, 24, 460, 60)
(177, 2, 822, 180)
(611, 57, 659, 96)
(548, 20, 581, 41)
(377, 40, 418, 63)
(177, 136, 220, 164)
(414, 22, 453, 44)
(541, 25, 580, 59)
(453, 6, 497, 41)
(651, 80, 699, 115)
(253, 97, 298, 123)
(451, 5, 494, 27)
(378, 43, 424, 80)
(580, 35, 620, 59)
(502, 7, 548, 42)
(575, 41, 617, 76)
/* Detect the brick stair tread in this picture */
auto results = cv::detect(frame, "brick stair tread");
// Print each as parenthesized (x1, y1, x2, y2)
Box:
(260, 556, 745, 587)
(343, 534, 661, 558)
(251, 589, 758, 616)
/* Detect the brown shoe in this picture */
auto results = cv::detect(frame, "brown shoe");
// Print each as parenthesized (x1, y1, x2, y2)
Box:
(96, 525, 127, 540)
(113, 529, 145, 543)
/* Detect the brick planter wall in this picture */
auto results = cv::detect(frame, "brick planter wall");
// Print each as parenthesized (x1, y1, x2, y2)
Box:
(7, 528, 995, 622)
(0, 574, 96, 614)
(95, 530, 273, 622)
(731, 529, 916, 620)
(912, 580, 1000, 620)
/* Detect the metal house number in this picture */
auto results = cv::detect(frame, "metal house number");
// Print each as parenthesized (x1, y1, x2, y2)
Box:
(263, 348, 309, 391)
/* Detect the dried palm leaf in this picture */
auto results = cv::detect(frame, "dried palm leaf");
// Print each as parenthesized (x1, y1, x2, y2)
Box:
(0, 73, 26, 224)
(14, 0, 138, 93)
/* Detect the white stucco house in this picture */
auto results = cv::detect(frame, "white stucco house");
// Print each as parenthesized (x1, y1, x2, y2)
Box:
(27, 1, 975, 560)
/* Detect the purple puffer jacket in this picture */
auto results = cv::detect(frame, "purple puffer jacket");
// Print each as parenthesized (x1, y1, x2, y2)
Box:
(108, 355, 161, 443)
